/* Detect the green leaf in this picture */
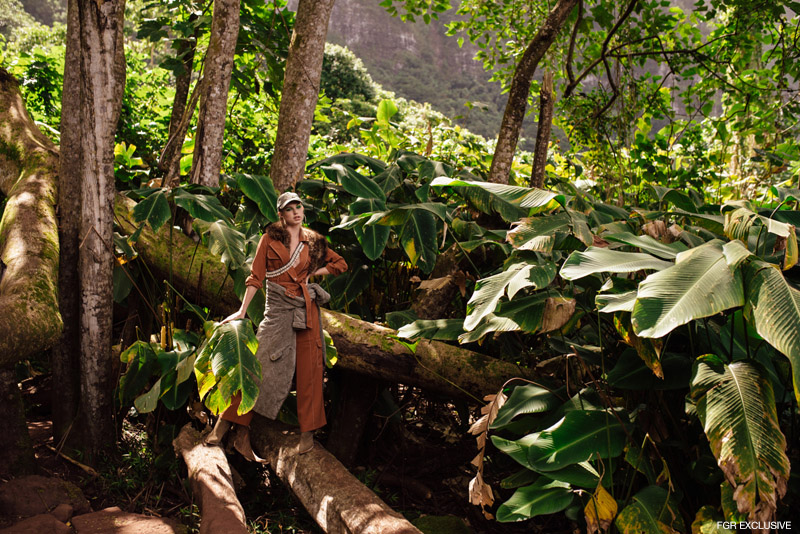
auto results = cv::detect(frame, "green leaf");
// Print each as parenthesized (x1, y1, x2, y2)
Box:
(118, 341, 159, 405)
(603, 232, 687, 259)
(195, 320, 262, 415)
(399, 209, 438, 273)
(632, 242, 744, 338)
(397, 318, 465, 341)
(232, 173, 278, 222)
(496, 479, 573, 522)
(492, 410, 627, 472)
(113, 264, 133, 304)
(491, 383, 562, 429)
(615, 486, 684, 533)
(506, 212, 573, 251)
(431, 177, 564, 214)
(560, 247, 672, 280)
(596, 290, 637, 313)
(376, 99, 398, 124)
(173, 188, 234, 223)
(464, 262, 557, 331)
(689, 357, 789, 522)
(321, 163, 385, 200)
(351, 197, 389, 260)
(132, 189, 171, 232)
(194, 220, 246, 271)
(134, 350, 196, 413)
(744, 260, 800, 400)
(328, 265, 371, 308)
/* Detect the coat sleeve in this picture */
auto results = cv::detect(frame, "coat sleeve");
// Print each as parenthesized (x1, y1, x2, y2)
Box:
(245, 233, 269, 288)
(324, 247, 348, 276)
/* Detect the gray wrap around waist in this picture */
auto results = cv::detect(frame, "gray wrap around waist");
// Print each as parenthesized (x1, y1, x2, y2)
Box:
(252, 281, 330, 419)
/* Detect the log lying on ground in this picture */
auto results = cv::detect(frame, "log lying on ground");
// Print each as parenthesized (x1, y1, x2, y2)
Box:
(115, 194, 537, 399)
(249, 416, 422, 534)
(173, 424, 249, 534)
(0, 69, 62, 363)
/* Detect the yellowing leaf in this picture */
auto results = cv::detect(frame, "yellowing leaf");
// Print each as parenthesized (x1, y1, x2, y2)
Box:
(585, 484, 618, 534)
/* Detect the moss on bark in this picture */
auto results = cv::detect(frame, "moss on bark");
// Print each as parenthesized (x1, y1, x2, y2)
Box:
(0, 70, 62, 365)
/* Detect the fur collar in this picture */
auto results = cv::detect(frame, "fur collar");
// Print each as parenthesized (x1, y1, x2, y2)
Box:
(265, 223, 328, 274)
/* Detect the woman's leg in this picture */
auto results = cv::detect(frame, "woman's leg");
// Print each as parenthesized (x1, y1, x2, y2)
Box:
(294, 308, 326, 434)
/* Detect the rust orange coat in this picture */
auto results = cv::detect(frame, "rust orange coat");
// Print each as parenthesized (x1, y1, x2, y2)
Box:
(221, 226, 347, 432)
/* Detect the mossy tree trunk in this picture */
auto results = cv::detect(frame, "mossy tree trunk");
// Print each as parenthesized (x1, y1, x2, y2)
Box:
(73, 0, 127, 462)
(488, 0, 578, 184)
(0, 69, 62, 476)
(115, 194, 539, 399)
(189, 0, 239, 188)
(270, 0, 336, 192)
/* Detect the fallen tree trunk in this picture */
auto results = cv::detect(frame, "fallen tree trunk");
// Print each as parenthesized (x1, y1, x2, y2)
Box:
(173, 424, 249, 534)
(0, 69, 62, 362)
(114, 195, 537, 399)
(249, 417, 422, 534)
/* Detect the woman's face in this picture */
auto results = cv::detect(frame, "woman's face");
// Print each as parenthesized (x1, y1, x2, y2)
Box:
(280, 201, 304, 227)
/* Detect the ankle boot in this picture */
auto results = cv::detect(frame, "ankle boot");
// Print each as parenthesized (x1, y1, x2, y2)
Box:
(298, 431, 314, 454)
(204, 418, 232, 446)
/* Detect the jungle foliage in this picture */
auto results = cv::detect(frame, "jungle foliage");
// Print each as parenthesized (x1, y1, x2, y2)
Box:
(3, 0, 800, 530)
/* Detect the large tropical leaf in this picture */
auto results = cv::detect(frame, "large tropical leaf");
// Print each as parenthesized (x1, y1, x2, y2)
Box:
(744, 260, 800, 400)
(632, 242, 743, 338)
(396, 318, 465, 341)
(327, 266, 371, 308)
(132, 188, 171, 232)
(350, 197, 389, 260)
(506, 212, 573, 252)
(724, 203, 798, 269)
(603, 232, 687, 259)
(496, 479, 573, 522)
(118, 341, 159, 406)
(492, 410, 626, 472)
(321, 163, 385, 200)
(689, 356, 789, 521)
(399, 209, 438, 274)
(560, 247, 672, 280)
(173, 188, 234, 222)
(194, 219, 246, 270)
(464, 262, 557, 331)
(134, 349, 196, 413)
(194, 320, 262, 415)
(232, 172, 278, 222)
(615, 486, 684, 534)
(490, 383, 563, 429)
(431, 177, 564, 214)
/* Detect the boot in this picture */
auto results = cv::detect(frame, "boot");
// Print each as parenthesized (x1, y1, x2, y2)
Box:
(204, 418, 231, 447)
(298, 431, 314, 454)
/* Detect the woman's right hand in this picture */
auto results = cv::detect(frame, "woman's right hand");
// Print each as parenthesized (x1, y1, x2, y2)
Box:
(221, 310, 246, 324)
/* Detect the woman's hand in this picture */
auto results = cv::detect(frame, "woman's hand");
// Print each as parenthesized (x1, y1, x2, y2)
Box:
(221, 310, 246, 324)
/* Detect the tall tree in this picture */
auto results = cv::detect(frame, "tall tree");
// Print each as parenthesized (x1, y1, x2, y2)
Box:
(75, 0, 127, 461)
(530, 70, 554, 189)
(51, 0, 81, 448)
(488, 0, 578, 183)
(270, 0, 336, 192)
(189, 0, 240, 188)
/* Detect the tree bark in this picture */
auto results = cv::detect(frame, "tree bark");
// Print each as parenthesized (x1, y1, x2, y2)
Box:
(52, 0, 82, 447)
(0, 69, 61, 477)
(270, 0, 336, 192)
(159, 30, 198, 186)
(189, 0, 239, 188)
(488, 0, 578, 184)
(530, 70, 554, 189)
(114, 194, 539, 399)
(173, 425, 249, 534)
(249, 417, 422, 534)
(76, 0, 127, 461)
(0, 71, 62, 362)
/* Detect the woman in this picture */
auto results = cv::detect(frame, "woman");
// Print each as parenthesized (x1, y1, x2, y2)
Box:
(206, 191, 348, 454)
